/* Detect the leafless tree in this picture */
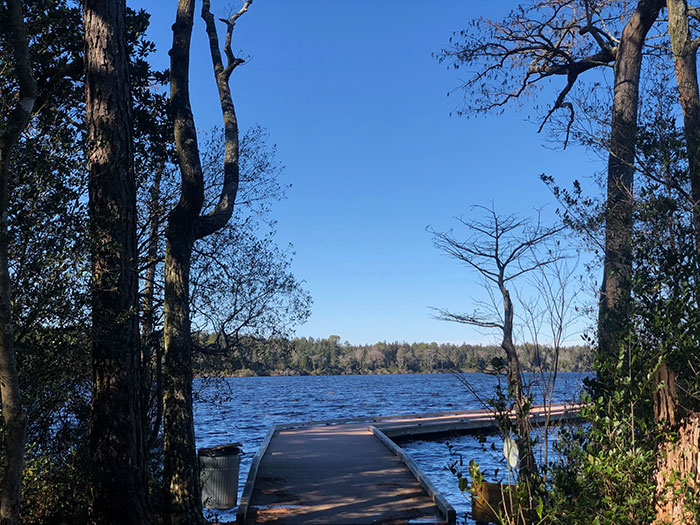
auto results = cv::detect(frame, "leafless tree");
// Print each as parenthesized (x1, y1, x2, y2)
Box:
(430, 205, 565, 482)
(438, 0, 665, 373)
(516, 256, 583, 475)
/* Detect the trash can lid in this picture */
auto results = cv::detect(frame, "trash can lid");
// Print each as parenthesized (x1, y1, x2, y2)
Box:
(198, 443, 242, 457)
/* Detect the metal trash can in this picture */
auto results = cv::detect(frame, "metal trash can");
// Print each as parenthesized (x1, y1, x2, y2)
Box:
(199, 442, 242, 509)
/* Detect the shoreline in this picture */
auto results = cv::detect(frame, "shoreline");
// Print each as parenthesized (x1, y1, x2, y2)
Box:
(196, 368, 594, 379)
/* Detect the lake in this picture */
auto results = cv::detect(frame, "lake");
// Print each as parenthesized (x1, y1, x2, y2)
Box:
(194, 372, 589, 523)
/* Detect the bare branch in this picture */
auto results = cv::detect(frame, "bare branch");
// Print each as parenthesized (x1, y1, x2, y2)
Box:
(218, 1, 253, 78)
(689, 6, 700, 22)
(431, 307, 505, 330)
(436, 0, 661, 144)
(196, 0, 254, 239)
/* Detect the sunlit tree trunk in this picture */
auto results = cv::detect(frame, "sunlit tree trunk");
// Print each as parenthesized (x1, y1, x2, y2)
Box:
(651, 364, 699, 523)
(667, 0, 700, 248)
(83, 0, 151, 521)
(163, 1, 250, 521)
(163, 233, 201, 522)
(598, 0, 663, 369)
(652, 4, 700, 520)
(654, 412, 699, 523)
(0, 1, 36, 522)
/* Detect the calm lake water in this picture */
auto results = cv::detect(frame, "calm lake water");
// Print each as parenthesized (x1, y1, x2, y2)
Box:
(194, 372, 589, 523)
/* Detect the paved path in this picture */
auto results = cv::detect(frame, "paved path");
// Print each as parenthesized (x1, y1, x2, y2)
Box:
(240, 403, 580, 524)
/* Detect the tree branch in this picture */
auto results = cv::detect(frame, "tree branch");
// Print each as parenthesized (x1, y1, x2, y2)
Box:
(0, 0, 38, 151)
(196, 0, 253, 239)
(431, 307, 505, 330)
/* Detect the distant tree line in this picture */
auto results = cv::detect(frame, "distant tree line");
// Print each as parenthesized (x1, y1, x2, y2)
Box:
(193, 335, 593, 377)
(0, 2, 310, 522)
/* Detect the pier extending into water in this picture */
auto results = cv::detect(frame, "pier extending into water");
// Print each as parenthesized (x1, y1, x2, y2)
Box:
(237, 403, 581, 524)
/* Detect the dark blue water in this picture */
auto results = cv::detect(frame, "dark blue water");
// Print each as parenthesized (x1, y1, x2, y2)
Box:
(194, 372, 589, 523)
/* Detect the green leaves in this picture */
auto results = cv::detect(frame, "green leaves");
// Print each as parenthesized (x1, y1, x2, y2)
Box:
(468, 458, 483, 486)
(536, 497, 544, 520)
(458, 477, 470, 492)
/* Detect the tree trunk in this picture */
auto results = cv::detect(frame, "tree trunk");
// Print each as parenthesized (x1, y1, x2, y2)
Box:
(651, 364, 700, 524)
(0, 152, 25, 525)
(499, 284, 537, 480)
(652, 364, 679, 427)
(162, 1, 249, 521)
(141, 168, 164, 453)
(0, 1, 36, 523)
(162, 233, 203, 523)
(162, 0, 206, 521)
(653, 7, 700, 522)
(654, 412, 700, 524)
(667, 0, 700, 252)
(83, 0, 151, 522)
(598, 0, 663, 368)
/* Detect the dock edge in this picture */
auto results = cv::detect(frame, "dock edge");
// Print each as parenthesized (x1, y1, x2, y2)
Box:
(370, 425, 457, 524)
(236, 425, 278, 524)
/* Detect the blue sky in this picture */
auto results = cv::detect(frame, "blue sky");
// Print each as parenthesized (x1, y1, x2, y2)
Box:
(131, 1, 601, 345)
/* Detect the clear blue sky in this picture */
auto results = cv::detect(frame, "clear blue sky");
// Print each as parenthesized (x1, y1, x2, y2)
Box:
(130, 1, 600, 345)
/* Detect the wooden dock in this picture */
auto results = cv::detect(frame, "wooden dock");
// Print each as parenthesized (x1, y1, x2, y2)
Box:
(237, 403, 581, 524)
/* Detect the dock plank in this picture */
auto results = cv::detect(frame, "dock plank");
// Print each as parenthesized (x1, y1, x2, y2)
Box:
(246, 423, 445, 524)
(241, 403, 580, 524)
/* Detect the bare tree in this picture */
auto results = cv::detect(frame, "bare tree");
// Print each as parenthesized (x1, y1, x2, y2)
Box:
(437, 0, 665, 371)
(430, 205, 564, 482)
(164, 0, 252, 521)
(0, 1, 36, 522)
(517, 256, 582, 475)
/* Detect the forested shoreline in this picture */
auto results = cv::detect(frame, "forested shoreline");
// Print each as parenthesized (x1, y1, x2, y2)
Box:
(193, 335, 593, 376)
(4, 0, 700, 523)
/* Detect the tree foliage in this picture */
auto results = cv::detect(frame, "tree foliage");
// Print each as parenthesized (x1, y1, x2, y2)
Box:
(441, 2, 700, 522)
(194, 336, 592, 377)
(0, 1, 310, 522)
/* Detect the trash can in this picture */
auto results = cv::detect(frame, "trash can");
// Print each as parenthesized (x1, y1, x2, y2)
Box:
(199, 442, 242, 510)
